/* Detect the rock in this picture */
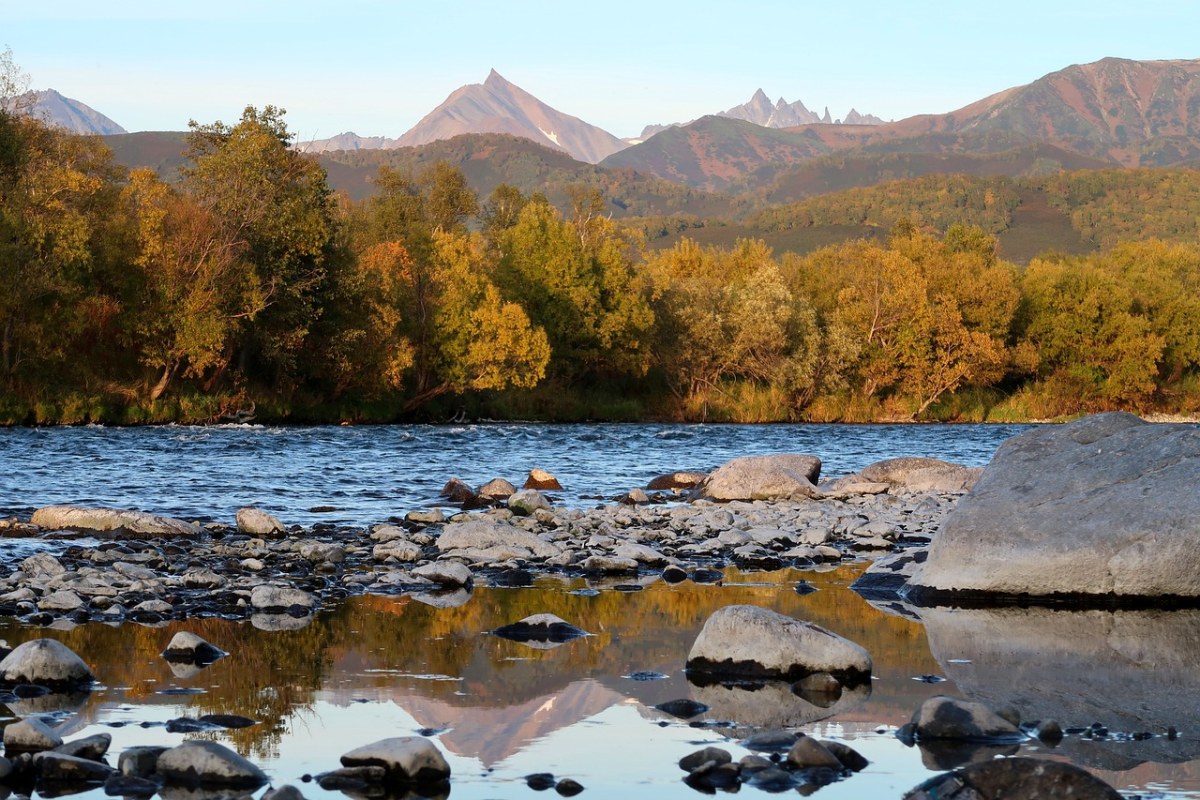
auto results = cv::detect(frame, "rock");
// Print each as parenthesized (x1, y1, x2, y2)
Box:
(508, 489, 551, 516)
(851, 549, 928, 600)
(786, 736, 844, 770)
(155, 740, 268, 787)
(523, 468, 562, 490)
(909, 412, 1200, 600)
(679, 746, 732, 772)
(104, 773, 161, 797)
(372, 539, 422, 562)
(555, 777, 584, 796)
(646, 471, 707, 490)
(612, 543, 668, 567)
(619, 488, 650, 505)
(911, 696, 1023, 741)
(34, 751, 115, 783)
(405, 509, 444, 525)
(4, 717, 63, 752)
(741, 730, 799, 753)
(491, 613, 589, 643)
(411, 561, 473, 588)
(118, 745, 168, 778)
(904, 756, 1122, 800)
(694, 678, 870, 730)
(263, 785, 307, 800)
(21, 552, 66, 577)
(580, 555, 639, 574)
(161, 632, 227, 664)
(54, 733, 111, 760)
(249, 584, 317, 613)
(437, 520, 561, 559)
(654, 698, 709, 719)
(30, 505, 201, 537)
(340, 736, 451, 783)
(235, 508, 285, 535)
(662, 565, 688, 583)
(0, 638, 94, 689)
(38, 590, 86, 612)
(686, 604, 871, 684)
(441, 477, 478, 503)
(526, 773, 556, 790)
(823, 741, 868, 772)
(858, 458, 982, 493)
(477, 478, 517, 500)
(1037, 719, 1064, 745)
(696, 454, 822, 501)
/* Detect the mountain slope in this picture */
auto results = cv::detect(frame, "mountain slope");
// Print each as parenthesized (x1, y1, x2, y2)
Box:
(17, 89, 126, 135)
(394, 69, 627, 164)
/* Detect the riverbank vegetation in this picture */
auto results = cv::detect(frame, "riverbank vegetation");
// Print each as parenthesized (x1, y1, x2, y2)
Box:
(3, 104, 1200, 425)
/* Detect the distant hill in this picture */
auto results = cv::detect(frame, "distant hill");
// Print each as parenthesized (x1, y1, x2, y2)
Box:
(15, 89, 125, 135)
(296, 132, 395, 153)
(638, 89, 885, 140)
(611, 57, 1200, 190)
(392, 70, 628, 165)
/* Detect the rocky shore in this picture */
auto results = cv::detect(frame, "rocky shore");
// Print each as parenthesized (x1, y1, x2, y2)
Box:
(0, 454, 977, 627)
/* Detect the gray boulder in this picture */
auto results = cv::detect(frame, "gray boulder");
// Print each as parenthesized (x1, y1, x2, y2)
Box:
(858, 458, 982, 493)
(647, 471, 707, 490)
(686, 605, 871, 684)
(696, 455, 822, 502)
(911, 696, 1023, 741)
(54, 733, 112, 760)
(4, 717, 63, 752)
(492, 613, 589, 643)
(30, 505, 201, 537)
(904, 756, 1121, 800)
(161, 632, 227, 664)
(155, 740, 268, 787)
(477, 478, 517, 499)
(507, 489, 551, 516)
(909, 413, 1200, 600)
(411, 561, 473, 588)
(249, 584, 317, 612)
(235, 507, 285, 535)
(436, 520, 561, 559)
(0, 638, 94, 688)
(34, 751, 114, 783)
(340, 736, 451, 783)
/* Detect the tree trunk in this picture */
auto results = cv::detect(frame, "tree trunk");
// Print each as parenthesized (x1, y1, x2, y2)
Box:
(148, 360, 180, 402)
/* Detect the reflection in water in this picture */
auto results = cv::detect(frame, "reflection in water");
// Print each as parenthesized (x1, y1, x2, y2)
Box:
(920, 606, 1200, 771)
(0, 567, 1197, 798)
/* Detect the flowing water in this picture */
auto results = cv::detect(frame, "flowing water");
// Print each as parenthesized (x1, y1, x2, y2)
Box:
(2, 423, 1198, 798)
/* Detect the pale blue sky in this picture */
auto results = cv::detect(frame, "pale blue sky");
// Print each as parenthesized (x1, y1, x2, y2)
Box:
(6, 0, 1197, 140)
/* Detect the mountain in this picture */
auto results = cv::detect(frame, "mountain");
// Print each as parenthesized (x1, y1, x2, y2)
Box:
(612, 57, 1200, 190)
(638, 89, 886, 140)
(13, 89, 126, 135)
(296, 132, 396, 153)
(393, 69, 627, 164)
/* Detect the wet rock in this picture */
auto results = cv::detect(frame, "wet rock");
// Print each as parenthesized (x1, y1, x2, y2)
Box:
(411, 561, 473, 588)
(118, 746, 168, 778)
(850, 549, 927, 600)
(249, 584, 317, 613)
(619, 488, 650, 505)
(491, 614, 589, 643)
(31, 505, 202, 537)
(909, 412, 1200, 600)
(686, 604, 872, 685)
(1037, 719, 1064, 745)
(441, 477, 479, 504)
(526, 772, 556, 790)
(555, 777, 584, 796)
(508, 489, 551, 516)
(823, 740, 868, 772)
(741, 730, 799, 753)
(654, 698, 709, 719)
(21, 553, 67, 578)
(477, 478, 517, 500)
(161, 632, 227, 664)
(911, 696, 1023, 742)
(236, 508, 285, 535)
(38, 590, 86, 612)
(252, 613, 313, 631)
(437, 519, 561, 559)
(34, 751, 115, 784)
(339, 736, 451, 782)
(786, 735, 844, 770)
(580, 555, 639, 574)
(372, 539, 422, 562)
(662, 565, 688, 583)
(54, 733, 111, 760)
(857, 458, 982, 494)
(104, 773, 161, 797)
(405, 509, 445, 525)
(4, 717, 63, 752)
(696, 454, 822, 502)
(904, 756, 1122, 799)
(679, 746, 732, 772)
(646, 471, 707, 491)
(0, 638, 94, 689)
(317, 764, 388, 790)
(262, 784, 307, 800)
(524, 469, 563, 491)
(155, 740, 268, 788)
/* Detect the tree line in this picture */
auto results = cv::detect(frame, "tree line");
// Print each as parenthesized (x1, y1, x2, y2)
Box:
(2, 104, 1198, 424)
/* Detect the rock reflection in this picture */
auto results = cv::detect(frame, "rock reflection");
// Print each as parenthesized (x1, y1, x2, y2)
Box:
(920, 606, 1200, 769)
(685, 678, 870, 732)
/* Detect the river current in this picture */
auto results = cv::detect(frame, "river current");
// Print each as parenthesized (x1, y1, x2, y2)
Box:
(2, 422, 1028, 525)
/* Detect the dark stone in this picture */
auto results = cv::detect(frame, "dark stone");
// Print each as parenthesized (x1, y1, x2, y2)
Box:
(491, 569, 534, 587)
(554, 777, 584, 796)
(1036, 720, 1064, 745)
(904, 756, 1122, 799)
(654, 698, 710, 719)
(525, 772, 556, 790)
(624, 671, 668, 681)
(794, 581, 817, 595)
(741, 730, 799, 753)
(689, 569, 724, 584)
(744, 766, 795, 791)
(679, 747, 731, 773)
(103, 773, 161, 797)
(491, 615, 588, 643)
(198, 714, 256, 729)
(822, 741, 868, 772)
(662, 565, 688, 584)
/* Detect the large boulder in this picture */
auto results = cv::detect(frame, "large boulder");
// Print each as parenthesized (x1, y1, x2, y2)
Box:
(696, 455, 822, 502)
(250, 585, 317, 613)
(340, 737, 451, 783)
(30, 505, 201, 537)
(910, 696, 1023, 741)
(156, 741, 267, 788)
(857, 458, 982, 493)
(905, 757, 1122, 800)
(0, 638, 94, 689)
(235, 507, 286, 535)
(436, 519, 561, 559)
(908, 413, 1200, 600)
(161, 632, 227, 665)
(686, 605, 871, 685)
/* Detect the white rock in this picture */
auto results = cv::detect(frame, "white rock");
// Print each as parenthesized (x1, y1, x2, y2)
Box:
(156, 740, 267, 787)
(4, 717, 63, 752)
(340, 736, 451, 782)
(437, 520, 561, 559)
(31, 506, 201, 537)
(411, 561, 473, 588)
(236, 507, 286, 535)
(250, 585, 316, 611)
(0, 638, 94, 687)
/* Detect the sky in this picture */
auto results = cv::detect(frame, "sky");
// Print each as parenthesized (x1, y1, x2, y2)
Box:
(5, 0, 1199, 141)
